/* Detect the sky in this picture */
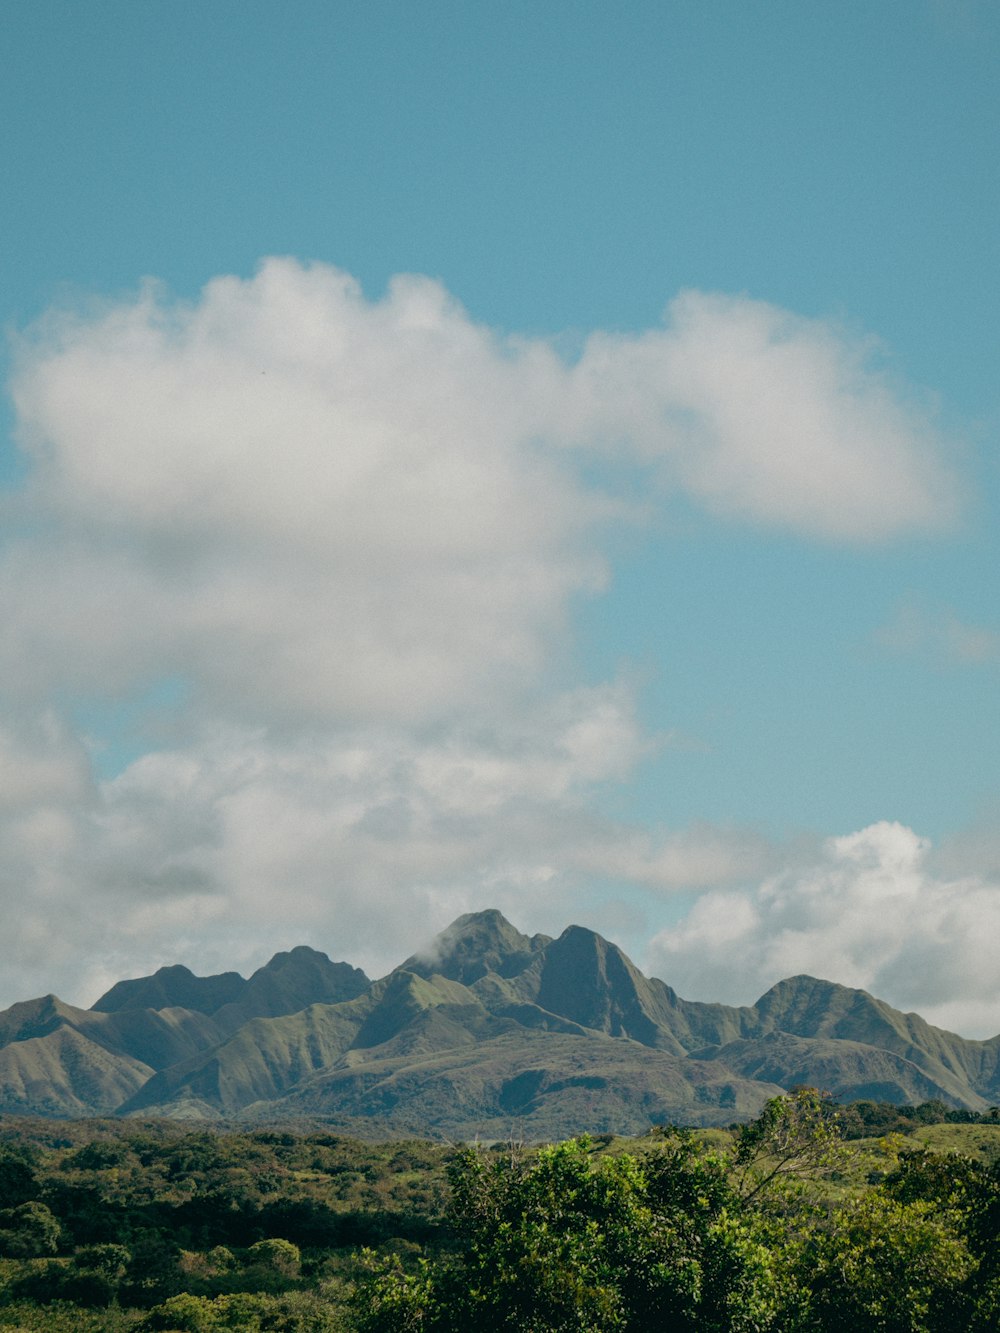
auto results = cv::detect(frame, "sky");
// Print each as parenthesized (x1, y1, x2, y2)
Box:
(1, 0, 999, 1035)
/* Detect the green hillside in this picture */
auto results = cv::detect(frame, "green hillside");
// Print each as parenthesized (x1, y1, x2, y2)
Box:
(1, 911, 998, 1136)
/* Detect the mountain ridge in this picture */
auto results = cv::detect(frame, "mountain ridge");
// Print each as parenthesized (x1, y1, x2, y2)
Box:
(0, 910, 996, 1136)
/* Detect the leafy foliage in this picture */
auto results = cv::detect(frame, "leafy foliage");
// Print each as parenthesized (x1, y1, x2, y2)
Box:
(0, 1100, 999, 1329)
(731, 1087, 848, 1201)
(356, 1133, 783, 1330)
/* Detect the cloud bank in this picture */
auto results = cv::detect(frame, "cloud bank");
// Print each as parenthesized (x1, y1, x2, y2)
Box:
(6, 260, 956, 727)
(648, 821, 1000, 1037)
(0, 259, 975, 1023)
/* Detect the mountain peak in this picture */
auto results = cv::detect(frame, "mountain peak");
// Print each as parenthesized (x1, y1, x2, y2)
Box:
(535, 926, 666, 1046)
(0, 994, 82, 1047)
(226, 945, 369, 1021)
(4, 912, 998, 1130)
(259, 945, 336, 972)
(91, 964, 246, 1016)
(91, 946, 369, 1021)
(402, 909, 551, 984)
(754, 975, 872, 1024)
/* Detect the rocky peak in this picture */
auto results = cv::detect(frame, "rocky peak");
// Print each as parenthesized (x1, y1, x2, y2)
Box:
(401, 908, 551, 985)
(91, 965, 246, 1016)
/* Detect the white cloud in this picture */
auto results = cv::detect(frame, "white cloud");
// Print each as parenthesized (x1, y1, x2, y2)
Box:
(569, 821, 775, 891)
(0, 685, 763, 1005)
(0, 260, 971, 1009)
(647, 821, 1000, 1038)
(567, 291, 959, 541)
(7, 262, 610, 725)
(4, 263, 959, 729)
(0, 713, 93, 810)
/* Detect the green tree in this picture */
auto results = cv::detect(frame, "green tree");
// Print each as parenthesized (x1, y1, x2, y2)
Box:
(0, 1199, 62, 1257)
(356, 1137, 782, 1331)
(145, 1290, 221, 1331)
(799, 1191, 974, 1332)
(74, 1240, 131, 1281)
(120, 1228, 184, 1306)
(731, 1089, 847, 1204)
(0, 1147, 38, 1208)
(247, 1236, 302, 1279)
(882, 1146, 1000, 1330)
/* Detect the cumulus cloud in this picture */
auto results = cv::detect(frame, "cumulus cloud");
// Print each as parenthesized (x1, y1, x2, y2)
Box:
(0, 259, 969, 1006)
(0, 685, 765, 1006)
(570, 821, 776, 891)
(566, 290, 959, 540)
(647, 821, 1000, 1038)
(7, 262, 611, 724)
(658, 293, 956, 539)
(4, 262, 958, 725)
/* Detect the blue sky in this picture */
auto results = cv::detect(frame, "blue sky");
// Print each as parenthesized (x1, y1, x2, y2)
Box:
(2, 1, 999, 1033)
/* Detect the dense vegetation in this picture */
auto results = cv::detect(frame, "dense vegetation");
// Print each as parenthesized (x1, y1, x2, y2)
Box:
(0, 1096, 999, 1330)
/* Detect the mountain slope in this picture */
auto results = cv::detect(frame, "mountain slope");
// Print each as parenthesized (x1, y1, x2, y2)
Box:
(0, 1026, 153, 1117)
(260, 1030, 784, 1139)
(0, 947, 370, 1120)
(0, 993, 223, 1084)
(117, 970, 512, 1118)
(707, 1030, 989, 1109)
(2, 909, 999, 1133)
(751, 975, 1000, 1096)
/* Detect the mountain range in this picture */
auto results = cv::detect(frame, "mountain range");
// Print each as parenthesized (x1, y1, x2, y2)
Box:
(1, 910, 998, 1138)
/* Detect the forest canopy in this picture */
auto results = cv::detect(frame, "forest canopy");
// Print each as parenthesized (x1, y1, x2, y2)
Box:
(0, 1095, 998, 1330)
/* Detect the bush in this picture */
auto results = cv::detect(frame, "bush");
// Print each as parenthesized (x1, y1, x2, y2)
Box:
(0, 1201, 62, 1257)
(246, 1237, 301, 1278)
(143, 1289, 344, 1331)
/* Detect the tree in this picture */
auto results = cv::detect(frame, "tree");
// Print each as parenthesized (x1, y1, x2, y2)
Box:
(0, 1147, 38, 1208)
(242, 1234, 304, 1292)
(731, 1089, 848, 1204)
(0, 1199, 62, 1257)
(356, 1137, 782, 1331)
(800, 1191, 974, 1332)
(247, 1236, 302, 1278)
(882, 1147, 1000, 1330)
(144, 1291, 220, 1331)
